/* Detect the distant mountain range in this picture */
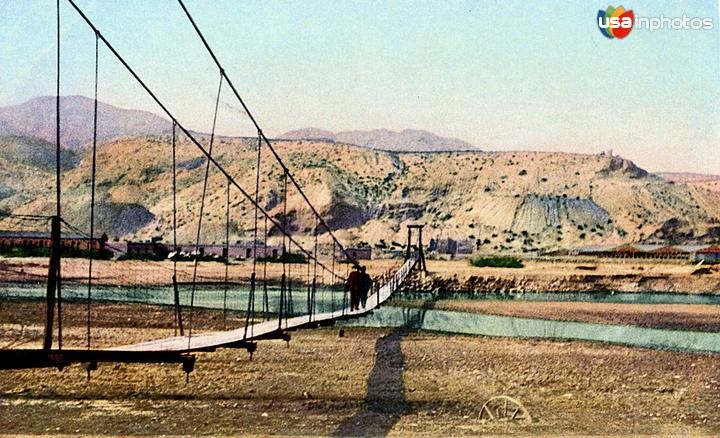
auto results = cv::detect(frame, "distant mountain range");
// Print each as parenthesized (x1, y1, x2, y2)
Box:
(656, 172, 720, 183)
(0, 97, 479, 153)
(280, 128, 478, 152)
(0, 96, 171, 150)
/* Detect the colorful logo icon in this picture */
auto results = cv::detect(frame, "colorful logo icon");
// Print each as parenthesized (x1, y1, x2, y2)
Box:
(597, 5, 635, 39)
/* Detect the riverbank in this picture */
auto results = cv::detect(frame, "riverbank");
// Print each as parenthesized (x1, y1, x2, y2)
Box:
(403, 259, 720, 294)
(0, 300, 718, 436)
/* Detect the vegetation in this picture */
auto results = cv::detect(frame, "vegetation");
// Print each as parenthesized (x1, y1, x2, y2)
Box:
(0, 247, 113, 260)
(470, 256, 524, 269)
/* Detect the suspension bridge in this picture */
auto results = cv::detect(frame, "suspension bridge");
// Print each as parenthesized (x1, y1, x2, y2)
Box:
(0, 0, 428, 375)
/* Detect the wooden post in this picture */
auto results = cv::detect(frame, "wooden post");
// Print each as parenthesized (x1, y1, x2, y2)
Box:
(172, 275, 184, 336)
(406, 224, 428, 273)
(405, 226, 412, 261)
(43, 215, 61, 350)
(417, 225, 428, 273)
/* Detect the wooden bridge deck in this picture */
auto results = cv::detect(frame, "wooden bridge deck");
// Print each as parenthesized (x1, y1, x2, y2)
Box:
(111, 257, 417, 353)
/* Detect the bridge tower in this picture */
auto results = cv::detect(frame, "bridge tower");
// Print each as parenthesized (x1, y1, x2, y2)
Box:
(405, 224, 428, 273)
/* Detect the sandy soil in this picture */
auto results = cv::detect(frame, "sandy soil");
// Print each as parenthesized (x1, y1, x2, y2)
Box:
(2, 257, 718, 294)
(0, 257, 403, 287)
(395, 299, 720, 332)
(1, 301, 719, 436)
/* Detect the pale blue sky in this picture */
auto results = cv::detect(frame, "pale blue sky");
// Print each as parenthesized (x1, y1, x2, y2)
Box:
(1, 0, 718, 173)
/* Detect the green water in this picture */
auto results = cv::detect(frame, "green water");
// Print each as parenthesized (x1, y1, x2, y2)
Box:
(342, 307, 720, 354)
(3, 283, 719, 354)
(0, 282, 350, 316)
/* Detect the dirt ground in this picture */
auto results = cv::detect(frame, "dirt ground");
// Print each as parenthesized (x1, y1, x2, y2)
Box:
(2, 257, 718, 292)
(395, 299, 720, 332)
(0, 257, 403, 288)
(1, 301, 719, 436)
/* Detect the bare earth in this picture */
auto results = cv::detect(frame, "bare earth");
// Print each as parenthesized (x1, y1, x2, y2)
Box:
(1, 257, 718, 293)
(1, 301, 719, 436)
(0, 257, 404, 287)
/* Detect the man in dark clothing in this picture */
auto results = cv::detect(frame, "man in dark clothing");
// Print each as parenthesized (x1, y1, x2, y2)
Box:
(345, 264, 363, 311)
(359, 266, 372, 309)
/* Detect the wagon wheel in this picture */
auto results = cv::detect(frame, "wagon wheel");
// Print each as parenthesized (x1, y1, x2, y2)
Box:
(479, 395, 532, 423)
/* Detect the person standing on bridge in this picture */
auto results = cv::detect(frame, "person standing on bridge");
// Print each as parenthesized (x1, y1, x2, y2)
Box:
(345, 264, 363, 311)
(359, 266, 372, 309)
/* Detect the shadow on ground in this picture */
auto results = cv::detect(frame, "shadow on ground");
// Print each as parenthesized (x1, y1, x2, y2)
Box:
(332, 302, 434, 437)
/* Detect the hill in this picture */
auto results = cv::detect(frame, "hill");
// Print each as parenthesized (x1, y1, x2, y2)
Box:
(657, 172, 720, 183)
(0, 96, 171, 150)
(1, 135, 718, 253)
(658, 172, 720, 194)
(280, 128, 478, 152)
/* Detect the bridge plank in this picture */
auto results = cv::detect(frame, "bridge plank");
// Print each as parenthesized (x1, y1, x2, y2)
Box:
(111, 257, 416, 352)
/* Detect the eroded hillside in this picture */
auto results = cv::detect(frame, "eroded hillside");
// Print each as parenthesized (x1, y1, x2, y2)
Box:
(1, 135, 719, 253)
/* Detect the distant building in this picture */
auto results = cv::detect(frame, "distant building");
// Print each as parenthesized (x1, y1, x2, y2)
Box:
(124, 240, 284, 260)
(173, 242, 284, 259)
(694, 246, 720, 263)
(0, 230, 107, 252)
(429, 238, 473, 256)
(339, 247, 372, 262)
(126, 241, 168, 258)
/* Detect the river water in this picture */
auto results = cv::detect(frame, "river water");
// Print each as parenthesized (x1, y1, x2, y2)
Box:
(2, 283, 718, 354)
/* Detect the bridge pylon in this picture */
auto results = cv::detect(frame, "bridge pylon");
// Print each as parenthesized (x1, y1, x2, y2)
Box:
(405, 224, 428, 273)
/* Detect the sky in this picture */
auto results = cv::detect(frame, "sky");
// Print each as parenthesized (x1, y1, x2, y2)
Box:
(0, 0, 718, 174)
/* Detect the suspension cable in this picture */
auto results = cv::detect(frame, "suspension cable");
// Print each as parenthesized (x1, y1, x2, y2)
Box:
(306, 238, 311, 320)
(281, 170, 289, 321)
(253, 131, 263, 327)
(171, 121, 182, 336)
(187, 71, 224, 348)
(262, 215, 269, 320)
(85, 31, 99, 350)
(252, 130, 262, 273)
(223, 178, 230, 328)
(65, 0, 345, 283)
(311, 218, 319, 321)
(244, 130, 263, 338)
(176, 0, 356, 266)
(342, 260, 349, 315)
(331, 239, 336, 316)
